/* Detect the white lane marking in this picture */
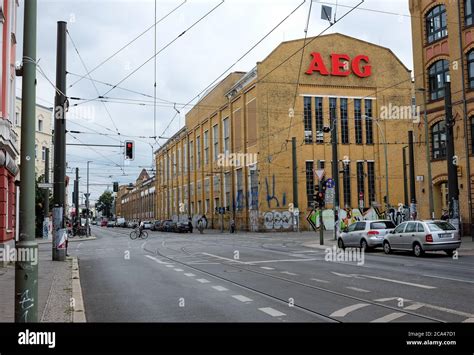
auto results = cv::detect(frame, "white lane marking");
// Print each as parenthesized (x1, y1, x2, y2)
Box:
(247, 258, 321, 264)
(311, 278, 329, 283)
(463, 318, 474, 323)
(174, 268, 183, 272)
(259, 307, 286, 317)
(291, 250, 320, 254)
(281, 271, 297, 276)
(260, 267, 274, 270)
(184, 273, 195, 277)
(346, 287, 370, 293)
(330, 303, 370, 317)
(423, 274, 474, 284)
(404, 303, 424, 311)
(196, 278, 210, 284)
(188, 262, 220, 265)
(201, 253, 247, 264)
(145, 255, 171, 265)
(331, 272, 352, 278)
(232, 295, 253, 303)
(377, 298, 474, 319)
(374, 297, 399, 302)
(371, 312, 407, 323)
(212, 286, 228, 292)
(361, 275, 436, 289)
(165, 265, 174, 268)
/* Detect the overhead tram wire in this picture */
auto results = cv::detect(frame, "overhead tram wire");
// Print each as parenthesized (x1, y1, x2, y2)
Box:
(154, 0, 158, 140)
(67, 30, 121, 135)
(68, 0, 188, 89)
(157, 0, 307, 140)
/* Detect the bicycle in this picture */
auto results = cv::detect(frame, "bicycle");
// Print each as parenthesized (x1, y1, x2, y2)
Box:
(130, 228, 148, 240)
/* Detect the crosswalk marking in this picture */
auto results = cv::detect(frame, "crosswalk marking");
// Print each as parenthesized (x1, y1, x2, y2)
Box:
(232, 295, 253, 303)
(371, 312, 406, 323)
(212, 286, 228, 292)
(346, 287, 370, 293)
(196, 278, 210, 283)
(184, 273, 195, 277)
(259, 307, 286, 317)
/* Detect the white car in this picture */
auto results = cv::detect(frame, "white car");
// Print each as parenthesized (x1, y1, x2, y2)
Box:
(142, 221, 154, 230)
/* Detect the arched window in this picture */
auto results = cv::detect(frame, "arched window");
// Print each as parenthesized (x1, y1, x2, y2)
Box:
(466, 0, 474, 26)
(426, 5, 447, 43)
(471, 117, 474, 154)
(432, 121, 447, 159)
(428, 60, 450, 101)
(468, 51, 474, 89)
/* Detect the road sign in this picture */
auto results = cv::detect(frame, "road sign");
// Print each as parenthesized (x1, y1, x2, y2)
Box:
(326, 178, 335, 189)
(315, 169, 325, 180)
(38, 183, 53, 189)
(325, 187, 335, 204)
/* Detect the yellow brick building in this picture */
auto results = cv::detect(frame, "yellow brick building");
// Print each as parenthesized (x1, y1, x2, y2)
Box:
(410, 0, 473, 235)
(155, 33, 414, 231)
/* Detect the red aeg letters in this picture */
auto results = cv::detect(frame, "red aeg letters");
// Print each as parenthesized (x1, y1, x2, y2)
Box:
(305, 52, 372, 78)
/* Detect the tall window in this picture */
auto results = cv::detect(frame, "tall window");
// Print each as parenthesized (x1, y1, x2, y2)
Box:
(357, 162, 365, 206)
(304, 97, 313, 143)
(38, 119, 43, 132)
(329, 98, 337, 143)
(213, 125, 219, 161)
(315, 97, 324, 143)
(425, 5, 447, 44)
(340, 98, 349, 144)
(42, 146, 47, 161)
(183, 144, 187, 173)
(189, 141, 194, 172)
(468, 51, 474, 89)
(250, 167, 258, 209)
(173, 151, 176, 176)
(223, 117, 230, 154)
(467, 0, 474, 26)
(224, 172, 231, 210)
(204, 130, 209, 165)
(432, 121, 447, 159)
(365, 99, 373, 144)
(471, 117, 474, 154)
(367, 162, 376, 206)
(177, 148, 181, 175)
(196, 136, 201, 169)
(306, 161, 314, 208)
(35, 144, 38, 159)
(354, 99, 363, 144)
(429, 60, 450, 101)
(343, 163, 351, 208)
(236, 169, 243, 210)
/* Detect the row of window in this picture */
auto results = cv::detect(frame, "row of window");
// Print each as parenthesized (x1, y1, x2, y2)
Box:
(303, 97, 374, 145)
(431, 116, 474, 159)
(34, 145, 49, 161)
(425, 2, 474, 45)
(305, 161, 376, 208)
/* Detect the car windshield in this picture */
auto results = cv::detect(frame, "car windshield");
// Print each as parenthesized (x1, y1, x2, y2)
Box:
(370, 221, 396, 229)
(428, 222, 456, 232)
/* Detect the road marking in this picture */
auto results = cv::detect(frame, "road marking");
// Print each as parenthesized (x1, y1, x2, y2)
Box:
(374, 297, 399, 302)
(463, 318, 474, 323)
(331, 272, 352, 278)
(330, 303, 370, 317)
(174, 268, 183, 272)
(165, 265, 174, 268)
(281, 271, 297, 276)
(260, 267, 274, 270)
(259, 307, 286, 317)
(232, 295, 253, 303)
(184, 273, 195, 277)
(201, 253, 247, 264)
(371, 312, 407, 323)
(291, 250, 320, 254)
(377, 298, 474, 319)
(346, 287, 370, 293)
(196, 278, 210, 284)
(423, 274, 474, 284)
(212, 286, 228, 292)
(361, 275, 436, 289)
(404, 303, 424, 311)
(311, 278, 329, 283)
(145, 255, 171, 265)
(248, 258, 321, 264)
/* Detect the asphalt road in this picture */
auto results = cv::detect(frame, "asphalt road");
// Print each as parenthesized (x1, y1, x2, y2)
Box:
(73, 226, 474, 323)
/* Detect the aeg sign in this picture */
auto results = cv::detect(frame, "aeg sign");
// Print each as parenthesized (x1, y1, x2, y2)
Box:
(305, 53, 372, 78)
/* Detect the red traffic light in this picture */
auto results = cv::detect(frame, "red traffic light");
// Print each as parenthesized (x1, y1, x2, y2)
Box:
(124, 140, 134, 160)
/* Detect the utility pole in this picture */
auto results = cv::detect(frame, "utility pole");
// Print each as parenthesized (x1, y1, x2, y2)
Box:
(444, 79, 460, 232)
(317, 160, 324, 246)
(52, 21, 67, 261)
(291, 137, 299, 232)
(402, 146, 409, 207)
(15, 0, 38, 323)
(43, 148, 50, 239)
(408, 131, 417, 220)
(74, 168, 79, 233)
(331, 118, 340, 240)
(86, 161, 91, 237)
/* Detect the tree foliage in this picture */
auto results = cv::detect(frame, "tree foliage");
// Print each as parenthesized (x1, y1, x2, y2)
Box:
(96, 190, 114, 218)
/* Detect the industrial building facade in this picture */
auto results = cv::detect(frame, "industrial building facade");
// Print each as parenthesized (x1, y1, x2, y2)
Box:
(155, 33, 414, 231)
(410, 0, 474, 235)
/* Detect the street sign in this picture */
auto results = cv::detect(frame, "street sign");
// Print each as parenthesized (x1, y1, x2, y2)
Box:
(325, 187, 335, 204)
(326, 178, 335, 189)
(38, 183, 53, 189)
(315, 169, 325, 180)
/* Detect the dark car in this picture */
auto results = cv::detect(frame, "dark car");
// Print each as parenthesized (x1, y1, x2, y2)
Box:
(174, 222, 191, 233)
(160, 220, 175, 232)
(151, 220, 162, 231)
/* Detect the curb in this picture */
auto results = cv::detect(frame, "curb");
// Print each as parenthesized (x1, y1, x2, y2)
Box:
(37, 236, 97, 245)
(71, 257, 87, 323)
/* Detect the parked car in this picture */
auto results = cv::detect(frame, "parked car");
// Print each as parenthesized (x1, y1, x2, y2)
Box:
(160, 220, 175, 232)
(338, 220, 396, 251)
(383, 220, 461, 257)
(91, 220, 97, 226)
(107, 221, 116, 228)
(174, 221, 191, 233)
(151, 220, 162, 231)
(116, 218, 126, 228)
(127, 221, 138, 229)
(143, 221, 154, 230)
(100, 219, 108, 227)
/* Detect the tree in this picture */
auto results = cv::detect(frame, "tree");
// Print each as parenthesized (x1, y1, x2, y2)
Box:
(96, 190, 114, 218)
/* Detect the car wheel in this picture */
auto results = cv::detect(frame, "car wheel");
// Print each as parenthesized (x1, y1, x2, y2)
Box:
(445, 250, 455, 257)
(413, 243, 424, 257)
(337, 238, 345, 250)
(383, 241, 391, 254)
(360, 239, 368, 251)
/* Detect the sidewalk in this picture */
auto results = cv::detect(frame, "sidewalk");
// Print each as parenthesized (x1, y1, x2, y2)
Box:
(0, 242, 79, 322)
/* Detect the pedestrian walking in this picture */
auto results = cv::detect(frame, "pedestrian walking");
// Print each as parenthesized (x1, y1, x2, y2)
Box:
(188, 217, 193, 233)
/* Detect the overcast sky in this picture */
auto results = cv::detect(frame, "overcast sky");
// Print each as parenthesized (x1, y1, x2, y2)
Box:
(15, 0, 412, 206)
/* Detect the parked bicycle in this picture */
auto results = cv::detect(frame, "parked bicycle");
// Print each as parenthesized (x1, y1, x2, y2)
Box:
(130, 227, 148, 240)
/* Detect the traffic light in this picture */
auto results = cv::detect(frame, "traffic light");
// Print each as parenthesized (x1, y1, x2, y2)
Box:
(113, 182, 119, 192)
(124, 140, 134, 160)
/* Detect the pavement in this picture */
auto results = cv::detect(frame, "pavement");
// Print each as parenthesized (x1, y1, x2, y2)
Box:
(0, 238, 89, 323)
(72, 226, 474, 323)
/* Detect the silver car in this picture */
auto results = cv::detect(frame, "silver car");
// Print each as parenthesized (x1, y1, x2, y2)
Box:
(338, 220, 396, 251)
(383, 220, 461, 257)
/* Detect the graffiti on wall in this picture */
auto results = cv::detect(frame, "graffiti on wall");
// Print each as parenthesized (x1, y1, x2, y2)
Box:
(264, 211, 293, 230)
(265, 175, 287, 209)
